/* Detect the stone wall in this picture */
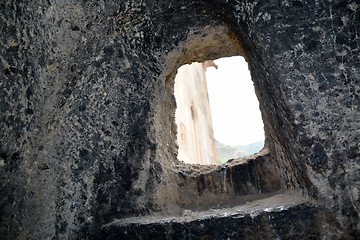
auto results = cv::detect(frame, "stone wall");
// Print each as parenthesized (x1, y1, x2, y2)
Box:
(0, 0, 359, 239)
(174, 61, 218, 165)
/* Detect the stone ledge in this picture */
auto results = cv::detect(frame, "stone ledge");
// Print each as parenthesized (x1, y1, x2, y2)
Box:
(101, 192, 324, 239)
(163, 150, 281, 211)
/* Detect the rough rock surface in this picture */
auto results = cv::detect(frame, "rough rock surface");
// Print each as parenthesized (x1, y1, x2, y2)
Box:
(0, 0, 359, 239)
(101, 193, 328, 240)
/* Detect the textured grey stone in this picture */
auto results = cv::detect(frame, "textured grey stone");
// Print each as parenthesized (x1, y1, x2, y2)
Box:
(0, 0, 359, 239)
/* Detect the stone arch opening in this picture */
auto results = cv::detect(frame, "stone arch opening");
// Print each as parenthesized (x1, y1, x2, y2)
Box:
(149, 24, 286, 213)
(97, 2, 311, 227)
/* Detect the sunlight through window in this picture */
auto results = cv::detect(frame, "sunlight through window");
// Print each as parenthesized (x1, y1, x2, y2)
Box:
(175, 56, 264, 165)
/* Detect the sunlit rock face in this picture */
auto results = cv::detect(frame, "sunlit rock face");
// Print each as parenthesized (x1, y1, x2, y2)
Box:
(174, 61, 218, 165)
(0, 0, 359, 239)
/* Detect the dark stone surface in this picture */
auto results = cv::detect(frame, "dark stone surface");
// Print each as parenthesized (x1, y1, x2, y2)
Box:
(0, 0, 359, 239)
(101, 204, 333, 240)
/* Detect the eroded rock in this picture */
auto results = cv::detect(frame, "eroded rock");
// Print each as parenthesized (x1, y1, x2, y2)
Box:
(0, 0, 359, 239)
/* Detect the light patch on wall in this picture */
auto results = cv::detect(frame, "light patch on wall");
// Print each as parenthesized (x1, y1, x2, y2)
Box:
(174, 62, 218, 165)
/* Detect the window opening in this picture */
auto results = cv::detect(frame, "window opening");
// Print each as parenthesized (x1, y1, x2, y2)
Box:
(174, 56, 264, 165)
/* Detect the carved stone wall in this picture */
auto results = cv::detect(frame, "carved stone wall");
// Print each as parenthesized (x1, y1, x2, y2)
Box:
(0, 0, 359, 239)
(174, 61, 218, 165)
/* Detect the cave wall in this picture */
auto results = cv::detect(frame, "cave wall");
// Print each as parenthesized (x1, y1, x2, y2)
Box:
(0, 0, 359, 239)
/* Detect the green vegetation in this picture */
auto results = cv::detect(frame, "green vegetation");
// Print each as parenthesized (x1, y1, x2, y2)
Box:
(215, 140, 246, 164)
(215, 140, 264, 164)
(234, 140, 265, 155)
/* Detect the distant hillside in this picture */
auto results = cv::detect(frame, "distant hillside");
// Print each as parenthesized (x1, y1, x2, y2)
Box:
(215, 140, 264, 164)
(234, 140, 264, 155)
(215, 140, 246, 164)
